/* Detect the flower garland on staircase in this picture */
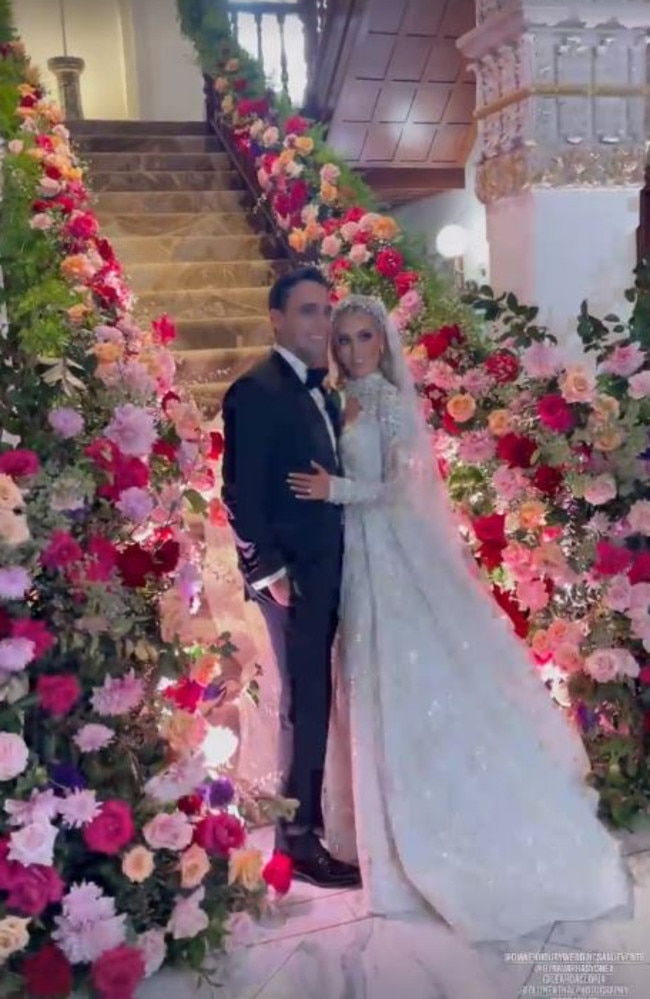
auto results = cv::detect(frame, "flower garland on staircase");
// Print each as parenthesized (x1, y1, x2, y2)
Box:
(180, 0, 650, 827)
(0, 17, 292, 999)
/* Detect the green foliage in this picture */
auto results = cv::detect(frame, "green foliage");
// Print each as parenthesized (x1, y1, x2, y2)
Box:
(0, 0, 15, 46)
(176, 0, 266, 94)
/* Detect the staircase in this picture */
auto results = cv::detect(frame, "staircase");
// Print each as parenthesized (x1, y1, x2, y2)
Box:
(71, 120, 276, 416)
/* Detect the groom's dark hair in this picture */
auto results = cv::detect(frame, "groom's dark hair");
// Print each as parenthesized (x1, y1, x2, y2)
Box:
(268, 266, 329, 313)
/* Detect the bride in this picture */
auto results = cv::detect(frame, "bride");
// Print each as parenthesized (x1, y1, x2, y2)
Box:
(287, 293, 630, 943)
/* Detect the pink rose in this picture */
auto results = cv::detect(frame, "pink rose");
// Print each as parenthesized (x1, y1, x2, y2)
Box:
(553, 643, 584, 674)
(604, 575, 632, 612)
(91, 944, 145, 999)
(520, 342, 564, 379)
(537, 394, 575, 433)
(516, 578, 549, 612)
(143, 811, 193, 852)
(628, 369, 650, 399)
(600, 343, 645, 377)
(583, 648, 634, 683)
(583, 474, 617, 506)
(0, 733, 29, 780)
(321, 234, 342, 257)
(41, 530, 83, 571)
(5, 862, 64, 916)
(348, 242, 371, 266)
(320, 163, 340, 185)
(9, 821, 58, 866)
(628, 500, 650, 536)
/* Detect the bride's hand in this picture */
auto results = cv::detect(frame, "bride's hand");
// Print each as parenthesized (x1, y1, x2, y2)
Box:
(287, 461, 331, 501)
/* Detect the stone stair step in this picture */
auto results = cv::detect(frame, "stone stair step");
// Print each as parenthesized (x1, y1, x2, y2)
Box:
(92, 170, 240, 193)
(85, 151, 231, 172)
(185, 381, 230, 416)
(174, 345, 268, 383)
(127, 260, 274, 293)
(134, 286, 268, 323)
(76, 135, 223, 153)
(174, 317, 273, 350)
(70, 120, 210, 135)
(94, 190, 245, 213)
(97, 212, 254, 238)
(111, 234, 264, 264)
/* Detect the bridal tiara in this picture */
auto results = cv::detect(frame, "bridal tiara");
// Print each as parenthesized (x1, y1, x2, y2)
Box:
(332, 294, 389, 329)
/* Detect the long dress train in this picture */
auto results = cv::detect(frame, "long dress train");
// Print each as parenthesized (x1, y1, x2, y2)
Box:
(322, 370, 630, 943)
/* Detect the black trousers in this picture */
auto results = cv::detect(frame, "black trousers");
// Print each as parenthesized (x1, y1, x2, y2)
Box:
(250, 548, 341, 851)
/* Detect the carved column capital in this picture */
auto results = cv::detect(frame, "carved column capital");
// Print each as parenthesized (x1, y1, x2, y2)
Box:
(459, 0, 649, 202)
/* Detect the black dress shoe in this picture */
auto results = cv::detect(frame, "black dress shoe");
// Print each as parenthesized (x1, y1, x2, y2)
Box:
(289, 840, 361, 889)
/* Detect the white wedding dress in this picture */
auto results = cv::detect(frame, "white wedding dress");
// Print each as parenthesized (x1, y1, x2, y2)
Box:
(321, 367, 630, 943)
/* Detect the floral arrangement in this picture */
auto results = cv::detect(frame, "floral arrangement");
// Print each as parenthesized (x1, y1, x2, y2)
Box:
(0, 22, 293, 999)
(179, 2, 650, 825)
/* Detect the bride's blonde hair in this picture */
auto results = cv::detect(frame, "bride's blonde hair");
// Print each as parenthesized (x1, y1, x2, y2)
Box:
(330, 294, 400, 388)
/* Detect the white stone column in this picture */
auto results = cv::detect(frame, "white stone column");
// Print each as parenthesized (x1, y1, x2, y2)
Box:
(459, 0, 649, 353)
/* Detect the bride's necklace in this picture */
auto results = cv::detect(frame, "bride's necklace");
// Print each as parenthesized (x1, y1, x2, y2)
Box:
(345, 371, 384, 402)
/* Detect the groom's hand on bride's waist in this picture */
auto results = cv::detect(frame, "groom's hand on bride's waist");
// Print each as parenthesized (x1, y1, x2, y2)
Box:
(269, 575, 292, 606)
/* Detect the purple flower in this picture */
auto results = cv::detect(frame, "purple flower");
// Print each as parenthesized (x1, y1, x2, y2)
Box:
(115, 486, 154, 523)
(0, 636, 35, 673)
(49, 763, 87, 790)
(48, 407, 85, 439)
(205, 777, 234, 808)
(0, 566, 31, 600)
(105, 404, 157, 457)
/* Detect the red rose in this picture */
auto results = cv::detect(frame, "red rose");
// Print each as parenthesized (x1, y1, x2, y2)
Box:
(419, 326, 461, 361)
(478, 542, 506, 571)
(329, 258, 352, 280)
(491, 585, 529, 639)
(163, 678, 205, 712)
(262, 851, 293, 894)
(472, 513, 506, 547)
(98, 453, 150, 501)
(537, 394, 575, 434)
(22, 944, 73, 998)
(152, 440, 177, 462)
(592, 541, 633, 577)
(485, 350, 520, 384)
(639, 666, 650, 685)
(630, 552, 650, 584)
(91, 945, 145, 999)
(40, 530, 83, 571)
(11, 617, 55, 657)
(83, 800, 135, 855)
(152, 539, 180, 576)
(6, 862, 64, 916)
(194, 812, 245, 855)
(207, 432, 224, 462)
(178, 793, 204, 816)
(36, 674, 81, 717)
(152, 314, 176, 345)
(532, 465, 563, 497)
(117, 544, 156, 588)
(85, 438, 119, 469)
(394, 270, 420, 297)
(284, 115, 310, 135)
(375, 248, 404, 279)
(85, 535, 118, 582)
(496, 433, 537, 469)
(342, 206, 364, 224)
(0, 448, 40, 479)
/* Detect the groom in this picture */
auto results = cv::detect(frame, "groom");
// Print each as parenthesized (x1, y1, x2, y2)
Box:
(221, 266, 360, 889)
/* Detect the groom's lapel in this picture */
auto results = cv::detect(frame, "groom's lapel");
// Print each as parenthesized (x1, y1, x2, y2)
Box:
(270, 351, 339, 464)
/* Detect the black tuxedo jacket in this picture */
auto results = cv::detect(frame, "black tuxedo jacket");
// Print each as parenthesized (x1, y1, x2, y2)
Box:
(221, 350, 343, 587)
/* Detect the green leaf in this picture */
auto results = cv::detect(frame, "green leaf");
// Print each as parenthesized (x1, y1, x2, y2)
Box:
(183, 488, 209, 515)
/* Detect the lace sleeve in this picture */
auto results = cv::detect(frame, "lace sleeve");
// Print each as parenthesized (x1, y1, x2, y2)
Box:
(328, 384, 406, 506)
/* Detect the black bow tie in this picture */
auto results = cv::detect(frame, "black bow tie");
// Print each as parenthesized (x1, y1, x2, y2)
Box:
(305, 367, 329, 390)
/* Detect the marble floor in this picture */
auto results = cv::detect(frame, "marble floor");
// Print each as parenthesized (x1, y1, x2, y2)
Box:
(138, 824, 650, 999)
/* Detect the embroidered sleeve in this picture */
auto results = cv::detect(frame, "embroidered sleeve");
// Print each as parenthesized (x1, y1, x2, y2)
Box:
(328, 385, 406, 506)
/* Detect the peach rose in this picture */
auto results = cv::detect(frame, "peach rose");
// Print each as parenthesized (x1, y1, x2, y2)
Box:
(446, 393, 476, 423)
(628, 500, 650, 536)
(320, 181, 338, 204)
(227, 847, 264, 891)
(161, 709, 208, 755)
(190, 652, 222, 686)
(373, 216, 400, 240)
(487, 409, 511, 437)
(288, 228, 308, 253)
(320, 163, 340, 185)
(293, 136, 314, 156)
(559, 365, 596, 404)
(547, 619, 581, 648)
(91, 342, 123, 365)
(554, 643, 584, 674)
(591, 394, 620, 423)
(221, 95, 234, 114)
(122, 846, 154, 883)
(179, 843, 211, 890)
(531, 629, 552, 658)
(517, 500, 547, 531)
(592, 426, 624, 452)
(0, 916, 30, 965)
(214, 76, 229, 93)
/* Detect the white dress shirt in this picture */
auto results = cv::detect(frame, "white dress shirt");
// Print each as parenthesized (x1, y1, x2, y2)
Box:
(252, 346, 337, 592)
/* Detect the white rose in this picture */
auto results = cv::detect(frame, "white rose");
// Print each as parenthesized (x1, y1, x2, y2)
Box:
(9, 820, 58, 866)
(0, 732, 29, 781)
